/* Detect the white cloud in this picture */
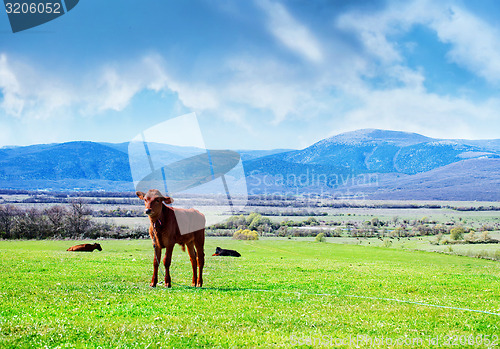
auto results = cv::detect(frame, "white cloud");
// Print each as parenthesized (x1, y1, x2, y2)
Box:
(0, 54, 80, 119)
(0, 119, 14, 146)
(91, 56, 170, 112)
(429, 6, 500, 84)
(256, 0, 323, 63)
(93, 55, 221, 113)
(0, 54, 26, 116)
(337, 0, 500, 84)
(2, 0, 500, 148)
(0, 53, 221, 120)
(337, 84, 500, 140)
(323, 0, 500, 141)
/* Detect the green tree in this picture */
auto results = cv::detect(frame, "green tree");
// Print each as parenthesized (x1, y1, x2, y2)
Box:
(450, 227, 465, 241)
(305, 217, 319, 226)
(315, 232, 326, 242)
(246, 213, 261, 224)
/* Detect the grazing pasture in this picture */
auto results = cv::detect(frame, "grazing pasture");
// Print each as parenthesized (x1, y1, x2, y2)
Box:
(0, 239, 499, 348)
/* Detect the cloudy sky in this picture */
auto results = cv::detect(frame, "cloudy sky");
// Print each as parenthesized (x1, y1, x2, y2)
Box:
(1, 0, 500, 149)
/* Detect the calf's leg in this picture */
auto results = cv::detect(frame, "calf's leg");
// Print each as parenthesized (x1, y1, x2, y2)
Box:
(186, 241, 198, 287)
(163, 244, 175, 288)
(194, 230, 205, 287)
(151, 246, 162, 287)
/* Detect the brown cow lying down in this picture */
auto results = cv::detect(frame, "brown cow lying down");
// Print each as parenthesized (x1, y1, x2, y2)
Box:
(212, 247, 241, 257)
(136, 189, 205, 288)
(67, 243, 102, 252)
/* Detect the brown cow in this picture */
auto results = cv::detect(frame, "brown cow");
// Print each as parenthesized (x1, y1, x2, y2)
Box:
(67, 243, 102, 252)
(136, 189, 205, 288)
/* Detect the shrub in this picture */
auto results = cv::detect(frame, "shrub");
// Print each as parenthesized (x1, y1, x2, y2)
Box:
(383, 239, 392, 248)
(433, 224, 447, 234)
(334, 227, 343, 237)
(464, 231, 476, 242)
(0, 205, 18, 238)
(305, 217, 320, 226)
(479, 224, 494, 232)
(233, 229, 259, 240)
(276, 226, 288, 237)
(480, 231, 492, 242)
(435, 233, 443, 244)
(450, 227, 465, 241)
(315, 232, 326, 242)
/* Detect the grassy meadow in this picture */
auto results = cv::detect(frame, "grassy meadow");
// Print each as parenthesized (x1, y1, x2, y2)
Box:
(1, 238, 499, 348)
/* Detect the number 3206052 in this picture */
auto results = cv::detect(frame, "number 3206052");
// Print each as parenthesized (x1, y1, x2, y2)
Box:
(5, 2, 62, 14)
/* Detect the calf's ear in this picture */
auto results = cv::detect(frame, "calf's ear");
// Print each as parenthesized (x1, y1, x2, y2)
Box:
(162, 196, 174, 204)
(136, 191, 145, 200)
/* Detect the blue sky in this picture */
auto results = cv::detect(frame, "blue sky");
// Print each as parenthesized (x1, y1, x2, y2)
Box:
(1, 0, 500, 150)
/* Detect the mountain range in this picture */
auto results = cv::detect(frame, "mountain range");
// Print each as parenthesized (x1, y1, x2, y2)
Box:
(0, 129, 498, 201)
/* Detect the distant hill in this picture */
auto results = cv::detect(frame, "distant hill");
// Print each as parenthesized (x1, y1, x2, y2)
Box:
(0, 142, 131, 181)
(245, 129, 499, 200)
(252, 129, 498, 175)
(341, 158, 500, 201)
(0, 129, 498, 201)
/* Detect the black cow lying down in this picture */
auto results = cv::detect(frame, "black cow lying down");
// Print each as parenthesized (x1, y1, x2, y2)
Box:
(212, 247, 241, 257)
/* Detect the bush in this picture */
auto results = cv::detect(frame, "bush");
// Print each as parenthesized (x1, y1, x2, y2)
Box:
(464, 231, 476, 243)
(305, 217, 320, 226)
(480, 231, 492, 242)
(479, 224, 494, 232)
(233, 229, 259, 240)
(435, 233, 443, 244)
(0, 205, 19, 238)
(334, 227, 343, 237)
(450, 227, 465, 241)
(315, 232, 326, 242)
(276, 226, 288, 237)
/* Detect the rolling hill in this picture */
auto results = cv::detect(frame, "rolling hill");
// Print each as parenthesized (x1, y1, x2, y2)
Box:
(248, 129, 499, 174)
(0, 129, 498, 200)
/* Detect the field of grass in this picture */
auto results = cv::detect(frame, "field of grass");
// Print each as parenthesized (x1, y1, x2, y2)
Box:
(1, 239, 499, 348)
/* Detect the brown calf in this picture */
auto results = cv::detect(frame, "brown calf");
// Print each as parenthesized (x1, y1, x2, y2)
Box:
(67, 243, 102, 252)
(136, 189, 205, 288)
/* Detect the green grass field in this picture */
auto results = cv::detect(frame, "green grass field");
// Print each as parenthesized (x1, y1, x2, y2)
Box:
(1, 239, 499, 348)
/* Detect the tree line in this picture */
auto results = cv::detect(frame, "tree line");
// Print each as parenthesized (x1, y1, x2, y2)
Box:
(0, 201, 147, 240)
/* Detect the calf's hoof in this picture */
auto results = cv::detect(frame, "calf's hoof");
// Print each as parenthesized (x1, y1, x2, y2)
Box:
(164, 283, 172, 288)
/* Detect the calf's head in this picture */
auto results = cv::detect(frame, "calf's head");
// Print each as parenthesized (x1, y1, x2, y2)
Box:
(93, 243, 102, 251)
(136, 190, 173, 217)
